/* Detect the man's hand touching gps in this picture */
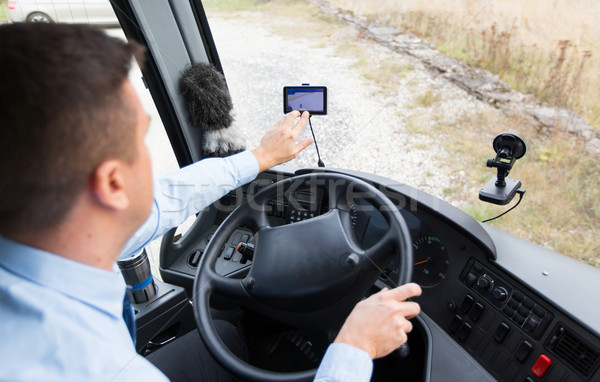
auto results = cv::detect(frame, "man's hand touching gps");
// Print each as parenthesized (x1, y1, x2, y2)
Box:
(252, 110, 313, 172)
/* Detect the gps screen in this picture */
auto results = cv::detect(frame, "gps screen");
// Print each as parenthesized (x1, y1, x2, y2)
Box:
(283, 86, 327, 115)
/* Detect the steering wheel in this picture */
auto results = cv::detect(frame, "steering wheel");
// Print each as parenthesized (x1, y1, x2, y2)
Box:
(193, 173, 413, 382)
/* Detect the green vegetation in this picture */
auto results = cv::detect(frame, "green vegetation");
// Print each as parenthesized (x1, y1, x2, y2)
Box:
(1, 0, 9, 23)
(416, 90, 440, 108)
(203, 0, 258, 13)
(410, 109, 600, 267)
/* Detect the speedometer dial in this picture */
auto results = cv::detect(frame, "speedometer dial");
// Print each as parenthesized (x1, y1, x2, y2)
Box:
(412, 236, 449, 287)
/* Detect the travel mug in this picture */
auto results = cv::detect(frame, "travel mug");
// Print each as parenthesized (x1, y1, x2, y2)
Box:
(117, 249, 157, 303)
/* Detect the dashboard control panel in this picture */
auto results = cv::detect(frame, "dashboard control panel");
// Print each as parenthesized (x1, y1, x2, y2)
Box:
(462, 259, 553, 340)
(260, 192, 326, 224)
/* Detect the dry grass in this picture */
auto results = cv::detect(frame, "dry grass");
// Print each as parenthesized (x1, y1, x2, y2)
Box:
(416, 90, 440, 107)
(328, 0, 600, 128)
(406, 107, 600, 267)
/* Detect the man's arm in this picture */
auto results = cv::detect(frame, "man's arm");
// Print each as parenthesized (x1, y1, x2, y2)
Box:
(314, 283, 422, 382)
(120, 111, 313, 258)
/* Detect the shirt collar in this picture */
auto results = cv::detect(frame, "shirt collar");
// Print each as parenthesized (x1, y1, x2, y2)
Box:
(0, 236, 126, 318)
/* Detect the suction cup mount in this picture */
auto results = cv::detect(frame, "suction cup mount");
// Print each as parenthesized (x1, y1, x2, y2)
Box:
(479, 133, 527, 205)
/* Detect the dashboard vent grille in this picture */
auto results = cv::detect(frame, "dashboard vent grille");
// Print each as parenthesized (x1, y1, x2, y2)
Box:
(549, 325, 600, 377)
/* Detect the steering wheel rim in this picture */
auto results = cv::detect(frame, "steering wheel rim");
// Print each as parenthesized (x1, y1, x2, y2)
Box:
(192, 173, 413, 382)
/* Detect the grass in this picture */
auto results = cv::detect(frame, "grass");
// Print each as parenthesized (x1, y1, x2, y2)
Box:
(202, 0, 259, 13)
(327, 0, 600, 129)
(420, 109, 600, 267)
(0, 0, 9, 23)
(416, 90, 440, 108)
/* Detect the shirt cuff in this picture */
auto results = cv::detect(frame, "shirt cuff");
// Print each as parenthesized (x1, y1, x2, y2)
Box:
(314, 343, 373, 382)
(232, 150, 260, 184)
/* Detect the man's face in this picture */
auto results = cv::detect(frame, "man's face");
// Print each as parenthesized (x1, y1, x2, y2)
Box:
(122, 80, 153, 231)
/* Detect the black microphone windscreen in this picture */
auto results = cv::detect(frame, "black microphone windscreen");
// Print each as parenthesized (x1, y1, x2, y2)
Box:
(179, 63, 234, 132)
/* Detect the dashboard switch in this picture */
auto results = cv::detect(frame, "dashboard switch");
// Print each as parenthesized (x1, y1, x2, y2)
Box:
(447, 300, 457, 312)
(236, 242, 255, 263)
(223, 247, 235, 260)
(518, 306, 530, 317)
(532, 306, 545, 318)
(457, 322, 473, 342)
(449, 315, 463, 334)
(477, 274, 494, 291)
(461, 294, 474, 313)
(524, 317, 539, 333)
(522, 298, 534, 309)
(531, 354, 552, 378)
(493, 287, 508, 302)
(469, 302, 485, 322)
(503, 306, 515, 318)
(493, 322, 511, 343)
(465, 273, 477, 286)
(188, 250, 202, 267)
(515, 340, 533, 362)
(511, 290, 524, 302)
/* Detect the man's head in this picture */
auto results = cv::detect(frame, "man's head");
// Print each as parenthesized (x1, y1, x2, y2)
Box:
(0, 23, 147, 237)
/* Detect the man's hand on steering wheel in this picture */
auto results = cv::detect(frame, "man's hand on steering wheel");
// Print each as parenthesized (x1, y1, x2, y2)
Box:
(334, 283, 422, 360)
(193, 172, 415, 382)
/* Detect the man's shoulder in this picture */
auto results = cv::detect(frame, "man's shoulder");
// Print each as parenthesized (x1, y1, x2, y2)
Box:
(0, 271, 167, 381)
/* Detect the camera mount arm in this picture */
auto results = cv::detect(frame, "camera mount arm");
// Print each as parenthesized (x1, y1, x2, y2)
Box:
(479, 133, 527, 206)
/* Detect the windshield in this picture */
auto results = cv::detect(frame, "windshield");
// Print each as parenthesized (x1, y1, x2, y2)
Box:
(1, 0, 596, 269)
(201, 0, 599, 268)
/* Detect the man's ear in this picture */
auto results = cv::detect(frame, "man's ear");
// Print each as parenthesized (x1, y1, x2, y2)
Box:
(90, 160, 130, 211)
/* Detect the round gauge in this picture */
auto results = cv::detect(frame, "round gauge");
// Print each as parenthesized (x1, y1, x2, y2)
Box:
(412, 235, 449, 287)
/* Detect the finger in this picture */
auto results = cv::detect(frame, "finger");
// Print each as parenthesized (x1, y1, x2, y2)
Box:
(397, 330, 408, 346)
(389, 283, 422, 302)
(395, 301, 421, 320)
(286, 110, 301, 118)
(295, 137, 314, 154)
(401, 301, 421, 319)
(284, 110, 301, 127)
(291, 111, 310, 136)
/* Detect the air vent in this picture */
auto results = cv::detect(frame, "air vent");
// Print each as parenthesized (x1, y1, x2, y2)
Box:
(548, 325, 600, 378)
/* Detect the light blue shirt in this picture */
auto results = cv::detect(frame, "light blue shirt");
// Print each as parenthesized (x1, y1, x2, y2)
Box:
(0, 150, 373, 381)
(0, 237, 167, 382)
(121, 150, 260, 258)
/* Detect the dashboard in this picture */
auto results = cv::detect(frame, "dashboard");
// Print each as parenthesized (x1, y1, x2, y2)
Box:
(159, 168, 600, 382)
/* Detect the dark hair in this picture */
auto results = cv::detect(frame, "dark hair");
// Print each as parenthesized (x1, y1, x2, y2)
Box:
(0, 23, 144, 235)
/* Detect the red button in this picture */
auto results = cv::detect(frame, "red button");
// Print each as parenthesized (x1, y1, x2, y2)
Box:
(531, 354, 552, 377)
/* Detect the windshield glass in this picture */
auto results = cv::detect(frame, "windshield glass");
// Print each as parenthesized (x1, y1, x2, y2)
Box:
(2, 0, 596, 269)
(201, 0, 599, 268)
